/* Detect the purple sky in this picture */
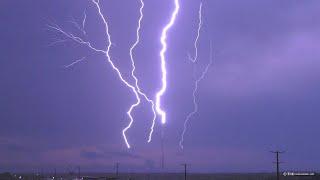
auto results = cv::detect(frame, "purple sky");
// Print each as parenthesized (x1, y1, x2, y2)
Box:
(1, 0, 320, 173)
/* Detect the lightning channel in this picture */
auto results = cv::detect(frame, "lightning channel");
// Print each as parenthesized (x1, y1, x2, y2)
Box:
(179, 41, 213, 149)
(129, 0, 157, 143)
(64, 56, 86, 68)
(188, 2, 203, 63)
(69, 10, 86, 36)
(91, 0, 142, 149)
(156, 0, 180, 125)
(82, 9, 87, 35)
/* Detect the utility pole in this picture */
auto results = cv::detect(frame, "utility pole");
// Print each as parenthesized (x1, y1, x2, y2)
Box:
(181, 163, 187, 180)
(270, 151, 285, 180)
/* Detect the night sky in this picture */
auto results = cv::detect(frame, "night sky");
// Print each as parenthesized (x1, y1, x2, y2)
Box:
(1, 0, 320, 173)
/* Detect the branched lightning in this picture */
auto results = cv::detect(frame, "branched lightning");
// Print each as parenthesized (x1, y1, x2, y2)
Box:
(179, 2, 205, 149)
(188, 2, 203, 63)
(179, 41, 213, 149)
(156, 0, 180, 125)
(90, 0, 140, 149)
(49, 0, 141, 149)
(129, 0, 157, 143)
(49, 0, 211, 149)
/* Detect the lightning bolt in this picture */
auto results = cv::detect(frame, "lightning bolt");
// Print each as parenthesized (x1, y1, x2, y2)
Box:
(156, 0, 180, 125)
(179, 2, 205, 149)
(179, 40, 214, 149)
(48, 0, 141, 149)
(188, 2, 203, 63)
(129, 0, 157, 143)
(89, 0, 141, 149)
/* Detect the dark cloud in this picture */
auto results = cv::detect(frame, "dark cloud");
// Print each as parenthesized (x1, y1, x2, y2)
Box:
(0, 138, 31, 153)
(80, 148, 142, 160)
(105, 151, 142, 159)
(80, 150, 105, 160)
(144, 159, 155, 169)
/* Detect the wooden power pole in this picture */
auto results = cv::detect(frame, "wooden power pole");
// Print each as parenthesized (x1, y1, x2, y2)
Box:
(271, 150, 285, 180)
